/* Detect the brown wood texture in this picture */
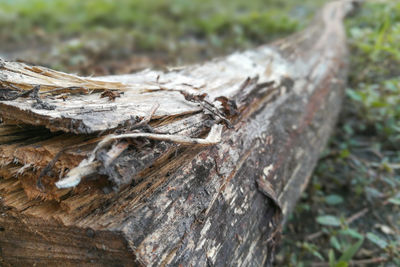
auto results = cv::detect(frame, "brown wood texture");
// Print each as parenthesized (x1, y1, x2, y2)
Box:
(0, 1, 357, 266)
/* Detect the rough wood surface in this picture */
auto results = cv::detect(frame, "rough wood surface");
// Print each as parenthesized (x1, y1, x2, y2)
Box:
(0, 1, 357, 266)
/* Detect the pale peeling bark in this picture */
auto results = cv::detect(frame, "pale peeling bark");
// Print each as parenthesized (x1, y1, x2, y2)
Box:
(0, 1, 357, 266)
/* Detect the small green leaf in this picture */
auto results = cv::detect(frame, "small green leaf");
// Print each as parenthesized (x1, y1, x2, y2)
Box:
(366, 232, 388, 249)
(339, 228, 363, 240)
(388, 198, 400, 205)
(325, 195, 344, 205)
(335, 261, 348, 267)
(330, 236, 342, 251)
(382, 177, 396, 188)
(350, 27, 363, 38)
(338, 237, 364, 262)
(328, 249, 336, 267)
(365, 187, 383, 198)
(312, 251, 324, 261)
(301, 242, 324, 260)
(346, 88, 363, 102)
(316, 215, 341, 227)
(339, 149, 350, 159)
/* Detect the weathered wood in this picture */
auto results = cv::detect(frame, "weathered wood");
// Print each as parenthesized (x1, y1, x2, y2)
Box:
(0, 1, 356, 266)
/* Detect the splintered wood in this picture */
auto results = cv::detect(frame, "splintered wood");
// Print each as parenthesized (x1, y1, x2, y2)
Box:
(0, 1, 358, 266)
(0, 42, 286, 195)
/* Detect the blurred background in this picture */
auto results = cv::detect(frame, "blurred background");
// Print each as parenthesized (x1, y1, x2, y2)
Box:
(1, 0, 399, 265)
(0, 0, 325, 75)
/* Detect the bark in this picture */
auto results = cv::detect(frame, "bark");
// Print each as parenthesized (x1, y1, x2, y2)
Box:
(0, 1, 357, 266)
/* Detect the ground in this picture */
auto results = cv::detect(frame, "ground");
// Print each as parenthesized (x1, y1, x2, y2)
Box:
(277, 2, 400, 266)
(0, 0, 399, 266)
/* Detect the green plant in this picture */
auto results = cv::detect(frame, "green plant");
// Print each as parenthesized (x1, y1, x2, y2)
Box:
(278, 2, 400, 265)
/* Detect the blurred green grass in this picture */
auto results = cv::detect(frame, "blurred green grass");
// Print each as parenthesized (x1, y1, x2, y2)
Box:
(0, 0, 320, 47)
(0, 0, 326, 73)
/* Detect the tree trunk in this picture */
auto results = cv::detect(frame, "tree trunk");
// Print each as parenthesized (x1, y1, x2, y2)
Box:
(0, 1, 357, 266)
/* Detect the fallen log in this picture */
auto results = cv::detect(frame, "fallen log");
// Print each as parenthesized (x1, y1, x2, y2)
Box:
(0, 1, 357, 266)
